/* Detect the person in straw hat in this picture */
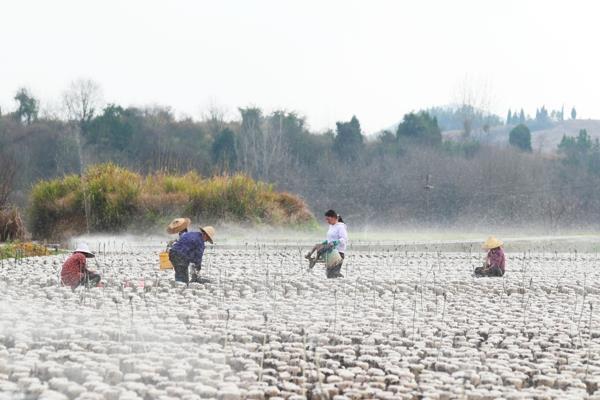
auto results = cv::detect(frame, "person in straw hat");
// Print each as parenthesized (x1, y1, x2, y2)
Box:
(60, 242, 102, 289)
(169, 225, 216, 284)
(475, 236, 505, 277)
(166, 218, 191, 250)
(167, 218, 191, 237)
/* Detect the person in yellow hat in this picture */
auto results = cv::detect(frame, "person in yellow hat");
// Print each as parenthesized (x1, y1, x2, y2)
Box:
(169, 225, 215, 284)
(475, 236, 505, 277)
(166, 218, 191, 250)
(167, 218, 191, 238)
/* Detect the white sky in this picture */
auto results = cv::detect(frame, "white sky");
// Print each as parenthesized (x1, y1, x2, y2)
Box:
(1, 0, 599, 133)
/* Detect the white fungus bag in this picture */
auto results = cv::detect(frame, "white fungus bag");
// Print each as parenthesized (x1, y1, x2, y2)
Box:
(324, 249, 342, 269)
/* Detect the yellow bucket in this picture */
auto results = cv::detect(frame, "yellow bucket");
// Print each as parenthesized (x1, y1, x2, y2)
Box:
(159, 251, 173, 270)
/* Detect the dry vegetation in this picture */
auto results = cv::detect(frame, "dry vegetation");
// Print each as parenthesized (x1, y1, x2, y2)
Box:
(29, 163, 315, 239)
(0, 208, 25, 242)
(0, 241, 50, 259)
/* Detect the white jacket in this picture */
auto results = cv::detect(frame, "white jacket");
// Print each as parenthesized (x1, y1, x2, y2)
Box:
(326, 222, 348, 253)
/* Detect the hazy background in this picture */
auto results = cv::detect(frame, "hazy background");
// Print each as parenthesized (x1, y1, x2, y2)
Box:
(1, 0, 599, 133)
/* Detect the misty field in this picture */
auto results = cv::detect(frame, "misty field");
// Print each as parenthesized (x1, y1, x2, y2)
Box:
(1, 237, 600, 400)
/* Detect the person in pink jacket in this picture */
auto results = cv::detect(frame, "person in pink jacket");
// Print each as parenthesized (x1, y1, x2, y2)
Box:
(475, 236, 505, 277)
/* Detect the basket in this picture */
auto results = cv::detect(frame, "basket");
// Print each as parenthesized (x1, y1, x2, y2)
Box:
(159, 251, 173, 270)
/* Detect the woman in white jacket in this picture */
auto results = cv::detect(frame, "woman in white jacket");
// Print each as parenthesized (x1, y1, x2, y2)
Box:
(305, 209, 348, 278)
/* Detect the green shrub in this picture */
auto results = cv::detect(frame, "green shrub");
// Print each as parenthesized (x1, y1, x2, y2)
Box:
(85, 163, 141, 230)
(29, 174, 83, 238)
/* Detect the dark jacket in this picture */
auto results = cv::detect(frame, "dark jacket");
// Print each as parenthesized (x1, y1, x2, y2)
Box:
(170, 231, 205, 266)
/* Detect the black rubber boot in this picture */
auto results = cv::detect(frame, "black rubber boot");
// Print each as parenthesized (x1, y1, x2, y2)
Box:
(326, 263, 343, 279)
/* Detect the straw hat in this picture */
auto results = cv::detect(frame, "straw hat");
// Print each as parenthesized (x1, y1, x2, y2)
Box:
(167, 218, 191, 234)
(482, 236, 503, 250)
(200, 226, 215, 244)
(74, 242, 95, 258)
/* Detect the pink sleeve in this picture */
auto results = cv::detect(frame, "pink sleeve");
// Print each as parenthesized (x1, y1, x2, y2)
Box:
(488, 250, 504, 268)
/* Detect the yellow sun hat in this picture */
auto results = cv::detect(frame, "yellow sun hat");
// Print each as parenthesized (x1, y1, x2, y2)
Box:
(200, 226, 215, 243)
(482, 236, 504, 250)
(167, 218, 191, 234)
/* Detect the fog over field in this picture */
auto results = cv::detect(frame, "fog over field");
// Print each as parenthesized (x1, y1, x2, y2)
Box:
(2, 1, 600, 399)
(3, 235, 600, 400)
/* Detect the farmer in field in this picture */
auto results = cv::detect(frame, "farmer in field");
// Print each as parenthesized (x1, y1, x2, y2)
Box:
(474, 236, 505, 277)
(169, 225, 215, 283)
(305, 209, 348, 278)
(166, 217, 190, 248)
(167, 217, 190, 237)
(60, 243, 102, 289)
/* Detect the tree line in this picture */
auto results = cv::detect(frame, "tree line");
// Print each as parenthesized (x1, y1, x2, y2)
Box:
(506, 105, 577, 131)
(1, 81, 599, 230)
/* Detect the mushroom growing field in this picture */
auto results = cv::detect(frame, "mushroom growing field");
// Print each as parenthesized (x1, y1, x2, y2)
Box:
(1, 238, 600, 400)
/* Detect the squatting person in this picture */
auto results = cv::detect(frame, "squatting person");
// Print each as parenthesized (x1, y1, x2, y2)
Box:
(169, 225, 215, 284)
(305, 209, 348, 278)
(60, 243, 102, 289)
(475, 236, 506, 277)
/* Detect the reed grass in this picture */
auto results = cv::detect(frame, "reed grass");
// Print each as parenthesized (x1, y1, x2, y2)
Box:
(0, 241, 52, 259)
(29, 162, 316, 238)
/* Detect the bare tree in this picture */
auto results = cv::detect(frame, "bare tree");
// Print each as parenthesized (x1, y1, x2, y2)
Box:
(201, 99, 228, 135)
(261, 111, 288, 180)
(453, 76, 494, 138)
(62, 78, 104, 127)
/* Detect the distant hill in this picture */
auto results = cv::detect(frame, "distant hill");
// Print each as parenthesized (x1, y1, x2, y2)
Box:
(443, 119, 600, 154)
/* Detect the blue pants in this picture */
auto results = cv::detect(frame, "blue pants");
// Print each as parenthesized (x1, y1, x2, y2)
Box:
(169, 251, 190, 283)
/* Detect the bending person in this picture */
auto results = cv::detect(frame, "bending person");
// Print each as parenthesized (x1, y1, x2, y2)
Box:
(169, 225, 215, 284)
(167, 218, 191, 238)
(166, 217, 191, 249)
(475, 236, 505, 277)
(305, 209, 348, 278)
(60, 243, 101, 289)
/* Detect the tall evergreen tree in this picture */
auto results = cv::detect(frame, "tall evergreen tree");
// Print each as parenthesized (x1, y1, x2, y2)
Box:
(559, 105, 564, 121)
(396, 111, 442, 147)
(509, 124, 532, 152)
(13, 88, 39, 125)
(211, 128, 237, 171)
(334, 116, 364, 162)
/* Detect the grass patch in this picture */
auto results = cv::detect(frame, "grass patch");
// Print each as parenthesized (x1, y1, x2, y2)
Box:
(0, 241, 54, 260)
(29, 163, 315, 239)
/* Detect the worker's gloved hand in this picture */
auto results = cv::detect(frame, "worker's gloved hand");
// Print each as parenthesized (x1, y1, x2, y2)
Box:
(324, 242, 335, 251)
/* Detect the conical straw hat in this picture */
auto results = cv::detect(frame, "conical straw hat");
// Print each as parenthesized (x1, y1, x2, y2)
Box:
(167, 218, 191, 234)
(482, 236, 503, 250)
(200, 226, 215, 243)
